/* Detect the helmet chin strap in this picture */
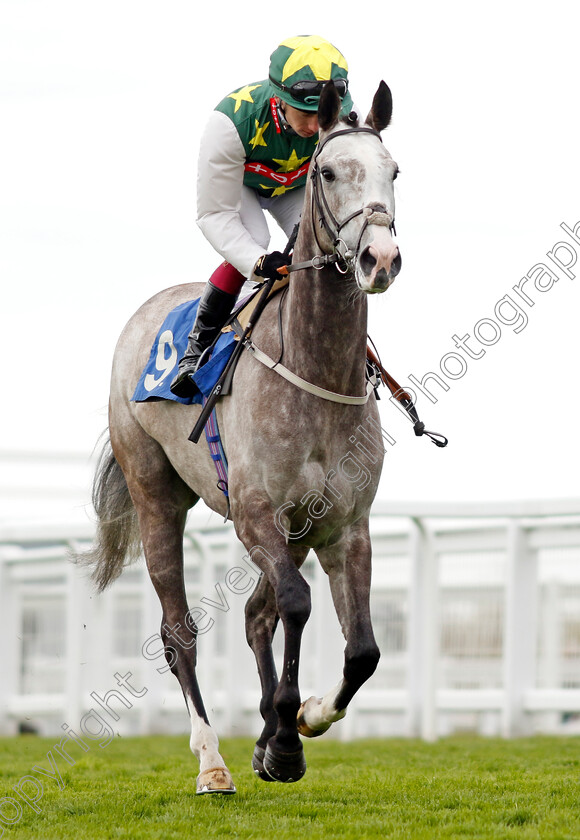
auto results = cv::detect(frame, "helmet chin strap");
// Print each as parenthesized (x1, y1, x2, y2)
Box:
(275, 99, 298, 135)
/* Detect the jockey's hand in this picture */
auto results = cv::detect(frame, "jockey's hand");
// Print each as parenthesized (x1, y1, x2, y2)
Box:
(254, 251, 287, 279)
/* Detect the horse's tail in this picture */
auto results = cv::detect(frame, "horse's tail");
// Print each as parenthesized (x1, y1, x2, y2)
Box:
(74, 435, 142, 591)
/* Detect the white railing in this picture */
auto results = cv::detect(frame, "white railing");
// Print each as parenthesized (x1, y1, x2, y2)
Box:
(1, 498, 579, 741)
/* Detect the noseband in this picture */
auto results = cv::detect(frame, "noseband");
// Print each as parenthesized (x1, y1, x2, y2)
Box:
(310, 126, 396, 275)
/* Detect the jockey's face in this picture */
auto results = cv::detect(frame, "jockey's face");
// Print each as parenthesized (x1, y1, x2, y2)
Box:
(279, 101, 319, 138)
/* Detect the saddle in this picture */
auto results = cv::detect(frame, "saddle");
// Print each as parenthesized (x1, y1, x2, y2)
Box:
(229, 274, 291, 335)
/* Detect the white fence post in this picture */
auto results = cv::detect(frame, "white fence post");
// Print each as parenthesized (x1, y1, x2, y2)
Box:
(407, 517, 439, 741)
(0, 556, 18, 734)
(502, 520, 538, 736)
(64, 560, 88, 728)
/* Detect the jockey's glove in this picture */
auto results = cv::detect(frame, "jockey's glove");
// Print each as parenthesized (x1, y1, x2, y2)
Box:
(254, 251, 287, 279)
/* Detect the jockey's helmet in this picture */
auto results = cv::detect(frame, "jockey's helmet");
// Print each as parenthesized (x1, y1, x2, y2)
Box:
(268, 35, 352, 112)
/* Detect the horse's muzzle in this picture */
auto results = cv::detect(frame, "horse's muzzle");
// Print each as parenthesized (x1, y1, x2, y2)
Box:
(358, 238, 402, 292)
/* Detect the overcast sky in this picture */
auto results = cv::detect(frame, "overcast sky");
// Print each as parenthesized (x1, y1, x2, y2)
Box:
(1, 0, 579, 511)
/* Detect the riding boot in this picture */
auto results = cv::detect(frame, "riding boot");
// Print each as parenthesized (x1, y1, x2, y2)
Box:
(170, 281, 237, 398)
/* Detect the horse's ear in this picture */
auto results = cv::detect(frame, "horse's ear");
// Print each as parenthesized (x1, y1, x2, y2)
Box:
(365, 81, 393, 133)
(318, 81, 342, 132)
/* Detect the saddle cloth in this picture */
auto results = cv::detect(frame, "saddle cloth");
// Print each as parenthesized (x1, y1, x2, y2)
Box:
(131, 298, 237, 405)
(132, 277, 290, 405)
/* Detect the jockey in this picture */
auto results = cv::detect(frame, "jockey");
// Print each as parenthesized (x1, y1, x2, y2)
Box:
(170, 34, 355, 398)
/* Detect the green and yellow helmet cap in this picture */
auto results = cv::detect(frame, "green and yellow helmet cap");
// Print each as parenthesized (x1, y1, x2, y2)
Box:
(269, 35, 352, 112)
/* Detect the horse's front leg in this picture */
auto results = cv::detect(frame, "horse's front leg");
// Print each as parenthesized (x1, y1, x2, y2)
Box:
(298, 520, 380, 737)
(244, 548, 309, 780)
(236, 502, 311, 783)
(244, 572, 279, 780)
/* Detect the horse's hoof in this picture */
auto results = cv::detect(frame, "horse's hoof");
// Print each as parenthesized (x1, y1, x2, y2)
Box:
(251, 745, 276, 782)
(263, 742, 306, 783)
(196, 767, 236, 795)
(297, 700, 332, 738)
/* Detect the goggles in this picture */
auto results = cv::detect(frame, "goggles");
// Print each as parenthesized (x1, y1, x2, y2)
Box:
(269, 76, 349, 105)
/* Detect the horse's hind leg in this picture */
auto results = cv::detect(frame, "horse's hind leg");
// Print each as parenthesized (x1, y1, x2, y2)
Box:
(297, 520, 380, 737)
(113, 430, 236, 794)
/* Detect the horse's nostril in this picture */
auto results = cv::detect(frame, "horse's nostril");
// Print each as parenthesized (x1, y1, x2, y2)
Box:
(391, 252, 402, 277)
(360, 246, 377, 275)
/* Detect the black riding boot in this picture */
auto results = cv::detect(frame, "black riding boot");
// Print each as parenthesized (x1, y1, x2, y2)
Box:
(170, 281, 237, 399)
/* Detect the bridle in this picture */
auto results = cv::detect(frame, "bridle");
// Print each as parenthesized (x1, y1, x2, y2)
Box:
(309, 126, 396, 275)
(280, 125, 397, 277)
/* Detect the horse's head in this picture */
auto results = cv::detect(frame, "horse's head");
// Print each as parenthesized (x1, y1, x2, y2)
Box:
(310, 81, 401, 293)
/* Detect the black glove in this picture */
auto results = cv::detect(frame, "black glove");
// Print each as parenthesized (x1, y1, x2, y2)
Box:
(254, 251, 287, 279)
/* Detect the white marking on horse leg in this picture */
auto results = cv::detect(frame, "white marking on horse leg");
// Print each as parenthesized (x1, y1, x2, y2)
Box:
(187, 698, 226, 771)
(186, 698, 236, 794)
(297, 681, 347, 737)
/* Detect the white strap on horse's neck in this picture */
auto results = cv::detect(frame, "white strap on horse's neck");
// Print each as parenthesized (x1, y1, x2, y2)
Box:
(244, 340, 374, 405)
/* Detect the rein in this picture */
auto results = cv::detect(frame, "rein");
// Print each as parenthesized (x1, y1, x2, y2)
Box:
(240, 127, 447, 441)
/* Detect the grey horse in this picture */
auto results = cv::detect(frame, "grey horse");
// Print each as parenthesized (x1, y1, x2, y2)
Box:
(82, 80, 401, 794)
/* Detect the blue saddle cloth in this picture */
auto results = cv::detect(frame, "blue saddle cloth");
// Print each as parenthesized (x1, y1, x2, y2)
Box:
(131, 298, 237, 405)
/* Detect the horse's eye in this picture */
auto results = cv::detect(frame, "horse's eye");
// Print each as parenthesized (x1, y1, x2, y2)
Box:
(393, 167, 400, 181)
(321, 167, 335, 182)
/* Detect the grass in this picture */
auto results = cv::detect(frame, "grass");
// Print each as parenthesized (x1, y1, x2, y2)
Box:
(0, 734, 579, 839)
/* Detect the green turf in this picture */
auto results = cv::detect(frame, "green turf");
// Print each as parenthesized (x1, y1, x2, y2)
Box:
(1, 734, 579, 839)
